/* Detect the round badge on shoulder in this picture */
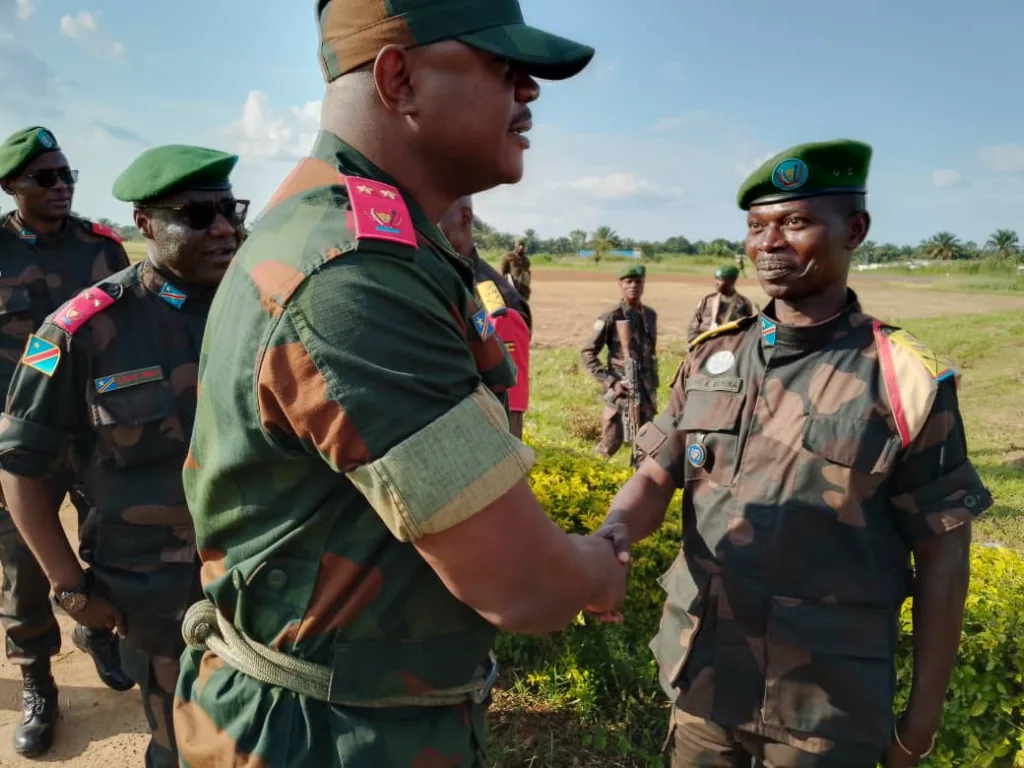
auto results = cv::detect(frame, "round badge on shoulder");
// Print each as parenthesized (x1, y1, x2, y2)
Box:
(37, 129, 55, 149)
(704, 350, 735, 376)
(687, 443, 707, 468)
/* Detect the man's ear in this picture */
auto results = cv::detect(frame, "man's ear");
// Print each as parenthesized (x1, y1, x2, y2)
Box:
(373, 45, 417, 116)
(847, 211, 871, 250)
(133, 208, 156, 241)
(0, 180, 15, 196)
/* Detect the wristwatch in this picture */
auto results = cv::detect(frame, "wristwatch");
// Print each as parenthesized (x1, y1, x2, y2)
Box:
(53, 569, 93, 614)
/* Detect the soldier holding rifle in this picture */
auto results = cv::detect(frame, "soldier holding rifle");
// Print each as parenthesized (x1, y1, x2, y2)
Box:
(581, 264, 658, 465)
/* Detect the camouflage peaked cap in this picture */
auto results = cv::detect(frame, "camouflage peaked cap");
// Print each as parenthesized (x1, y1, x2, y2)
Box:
(737, 139, 872, 210)
(0, 126, 60, 180)
(316, 0, 594, 82)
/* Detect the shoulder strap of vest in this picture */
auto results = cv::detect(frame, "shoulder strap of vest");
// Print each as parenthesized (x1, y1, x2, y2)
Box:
(873, 320, 957, 449)
(54, 283, 121, 335)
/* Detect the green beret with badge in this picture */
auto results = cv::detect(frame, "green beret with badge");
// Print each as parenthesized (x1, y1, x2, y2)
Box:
(619, 264, 646, 280)
(112, 144, 238, 204)
(715, 264, 740, 280)
(315, 0, 594, 83)
(737, 139, 872, 210)
(0, 126, 60, 180)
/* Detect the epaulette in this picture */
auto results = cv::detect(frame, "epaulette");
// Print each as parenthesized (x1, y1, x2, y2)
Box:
(53, 284, 120, 335)
(688, 315, 755, 349)
(342, 175, 417, 250)
(83, 219, 123, 244)
(873, 321, 958, 449)
(477, 280, 506, 315)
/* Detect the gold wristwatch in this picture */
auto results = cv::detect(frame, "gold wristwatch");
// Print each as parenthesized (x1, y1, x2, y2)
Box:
(53, 570, 93, 614)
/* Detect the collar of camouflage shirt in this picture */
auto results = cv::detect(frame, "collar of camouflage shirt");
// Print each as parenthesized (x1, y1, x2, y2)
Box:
(760, 288, 862, 352)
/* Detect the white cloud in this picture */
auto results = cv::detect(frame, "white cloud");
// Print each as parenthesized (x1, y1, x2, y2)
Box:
(978, 143, 1024, 173)
(932, 169, 962, 188)
(15, 0, 30, 20)
(550, 172, 680, 201)
(59, 10, 126, 59)
(219, 90, 320, 162)
(652, 111, 710, 133)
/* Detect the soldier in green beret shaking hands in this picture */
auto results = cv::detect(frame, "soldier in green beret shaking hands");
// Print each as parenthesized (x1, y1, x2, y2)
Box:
(685, 263, 757, 344)
(581, 263, 658, 465)
(0, 125, 133, 756)
(597, 139, 989, 767)
(0, 144, 246, 768)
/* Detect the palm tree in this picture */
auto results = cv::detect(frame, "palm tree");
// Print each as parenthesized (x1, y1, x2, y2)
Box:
(590, 226, 618, 262)
(986, 229, 1020, 262)
(921, 232, 961, 261)
(569, 229, 588, 253)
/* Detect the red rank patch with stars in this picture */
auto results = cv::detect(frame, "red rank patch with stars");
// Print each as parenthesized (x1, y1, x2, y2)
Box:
(344, 176, 417, 248)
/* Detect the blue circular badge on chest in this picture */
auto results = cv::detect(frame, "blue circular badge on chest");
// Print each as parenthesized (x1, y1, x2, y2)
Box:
(687, 443, 707, 468)
(771, 158, 809, 191)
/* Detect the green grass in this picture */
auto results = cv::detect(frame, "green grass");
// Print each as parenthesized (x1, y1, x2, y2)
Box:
(124, 240, 146, 262)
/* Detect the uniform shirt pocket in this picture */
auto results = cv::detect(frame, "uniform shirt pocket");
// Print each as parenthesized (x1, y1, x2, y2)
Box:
(802, 415, 901, 476)
(88, 378, 182, 469)
(678, 388, 745, 485)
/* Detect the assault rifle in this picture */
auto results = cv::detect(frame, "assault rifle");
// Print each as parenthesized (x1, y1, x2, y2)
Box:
(613, 319, 641, 459)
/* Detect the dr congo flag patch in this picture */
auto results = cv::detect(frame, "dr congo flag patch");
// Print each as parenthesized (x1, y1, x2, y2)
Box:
(21, 334, 61, 377)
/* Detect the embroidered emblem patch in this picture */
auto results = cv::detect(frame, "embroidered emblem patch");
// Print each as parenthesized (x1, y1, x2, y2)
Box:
(472, 308, 494, 341)
(771, 158, 809, 191)
(704, 350, 736, 376)
(477, 281, 506, 315)
(687, 443, 707, 468)
(37, 129, 55, 149)
(344, 176, 417, 248)
(760, 315, 777, 348)
(16, 225, 36, 244)
(158, 282, 187, 309)
(95, 365, 164, 394)
(21, 334, 61, 377)
(887, 329, 956, 382)
(57, 288, 115, 334)
(594, 319, 604, 332)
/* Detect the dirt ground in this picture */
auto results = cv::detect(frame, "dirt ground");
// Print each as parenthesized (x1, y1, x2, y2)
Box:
(1, 275, 1023, 766)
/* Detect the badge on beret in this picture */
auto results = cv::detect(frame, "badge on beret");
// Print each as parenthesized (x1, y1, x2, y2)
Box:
(704, 350, 735, 376)
(37, 129, 55, 149)
(772, 158, 809, 191)
(687, 443, 707, 468)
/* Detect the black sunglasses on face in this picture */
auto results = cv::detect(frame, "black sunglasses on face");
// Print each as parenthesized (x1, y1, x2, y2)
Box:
(22, 168, 78, 188)
(145, 199, 250, 231)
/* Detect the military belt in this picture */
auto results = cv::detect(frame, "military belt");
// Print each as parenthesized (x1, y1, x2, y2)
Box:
(182, 599, 498, 708)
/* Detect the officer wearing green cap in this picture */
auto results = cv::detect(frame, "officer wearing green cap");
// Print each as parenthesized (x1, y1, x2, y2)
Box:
(581, 262, 658, 465)
(594, 139, 988, 767)
(685, 263, 756, 344)
(0, 125, 133, 756)
(173, 2, 626, 766)
(0, 143, 246, 768)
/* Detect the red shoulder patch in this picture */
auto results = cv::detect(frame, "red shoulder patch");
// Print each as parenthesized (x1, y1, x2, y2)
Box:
(89, 221, 123, 244)
(343, 176, 417, 248)
(55, 287, 117, 335)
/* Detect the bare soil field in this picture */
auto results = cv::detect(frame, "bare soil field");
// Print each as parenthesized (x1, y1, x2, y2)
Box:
(0, 276, 1022, 766)
(527, 270, 1024, 348)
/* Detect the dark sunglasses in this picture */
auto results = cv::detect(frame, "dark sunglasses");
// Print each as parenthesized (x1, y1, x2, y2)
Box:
(144, 199, 250, 231)
(22, 168, 78, 187)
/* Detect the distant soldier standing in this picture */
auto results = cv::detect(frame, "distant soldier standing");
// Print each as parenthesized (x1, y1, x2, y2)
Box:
(581, 264, 658, 463)
(500, 238, 532, 300)
(0, 144, 246, 768)
(686, 263, 756, 343)
(0, 125, 132, 757)
(599, 140, 989, 767)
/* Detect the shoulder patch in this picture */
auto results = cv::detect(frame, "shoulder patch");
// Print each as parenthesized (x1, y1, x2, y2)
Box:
(54, 286, 118, 335)
(86, 220, 123, 244)
(688, 316, 754, 349)
(477, 280, 506, 315)
(20, 334, 61, 377)
(344, 176, 417, 249)
(873, 322, 955, 449)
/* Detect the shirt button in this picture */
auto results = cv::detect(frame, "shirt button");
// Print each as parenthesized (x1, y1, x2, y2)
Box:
(265, 569, 288, 590)
(964, 495, 977, 509)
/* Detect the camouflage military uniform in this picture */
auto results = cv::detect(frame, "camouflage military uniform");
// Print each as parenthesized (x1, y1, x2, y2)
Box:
(686, 290, 756, 344)
(581, 302, 658, 459)
(634, 292, 992, 766)
(0, 259, 209, 767)
(0, 211, 128, 668)
(175, 132, 531, 766)
(499, 248, 531, 300)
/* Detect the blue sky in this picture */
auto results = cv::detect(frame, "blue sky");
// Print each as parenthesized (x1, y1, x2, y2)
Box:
(1, 0, 1021, 246)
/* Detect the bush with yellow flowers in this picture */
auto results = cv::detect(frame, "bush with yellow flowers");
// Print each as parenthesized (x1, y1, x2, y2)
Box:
(496, 444, 1024, 765)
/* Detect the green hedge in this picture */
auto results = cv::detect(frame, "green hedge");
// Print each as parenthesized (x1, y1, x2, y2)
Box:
(496, 444, 1024, 766)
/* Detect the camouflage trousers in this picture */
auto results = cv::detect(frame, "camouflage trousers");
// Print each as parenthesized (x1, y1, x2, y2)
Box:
(668, 709, 884, 767)
(118, 630, 183, 768)
(596, 400, 656, 464)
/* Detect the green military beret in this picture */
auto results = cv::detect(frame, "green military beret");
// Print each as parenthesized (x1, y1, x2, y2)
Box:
(619, 264, 646, 280)
(0, 126, 60, 180)
(316, 0, 594, 82)
(112, 144, 238, 203)
(737, 139, 872, 210)
(715, 265, 740, 280)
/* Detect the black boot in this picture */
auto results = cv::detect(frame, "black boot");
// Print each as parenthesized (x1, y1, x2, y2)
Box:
(72, 624, 135, 692)
(14, 662, 58, 757)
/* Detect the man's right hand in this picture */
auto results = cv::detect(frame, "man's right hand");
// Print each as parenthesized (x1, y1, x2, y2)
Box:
(71, 596, 126, 636)
(577, 533, 628, 619)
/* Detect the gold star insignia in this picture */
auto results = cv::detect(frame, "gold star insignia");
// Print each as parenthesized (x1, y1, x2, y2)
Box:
(356, 185, 373, 195)
(380, 189, 397, 200)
